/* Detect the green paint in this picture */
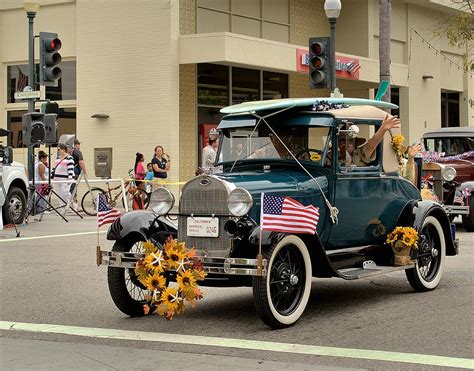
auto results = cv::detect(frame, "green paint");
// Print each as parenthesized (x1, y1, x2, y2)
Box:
(375, 80, 390, 101)
(1, 321, 472, 369)
(0, 231, 106, 244)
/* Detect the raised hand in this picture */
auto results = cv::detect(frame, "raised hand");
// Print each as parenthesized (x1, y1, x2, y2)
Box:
(381, 114, 401, 132)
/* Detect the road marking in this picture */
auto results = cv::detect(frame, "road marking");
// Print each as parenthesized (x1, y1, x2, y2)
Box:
(0, 230, 106, 243)
(1, 321, 472, 369)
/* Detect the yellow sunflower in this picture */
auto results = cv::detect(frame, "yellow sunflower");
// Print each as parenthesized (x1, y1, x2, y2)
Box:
(161, 287, 180, 312)
(165, 245, 186, 269)
(145, 273, 166, 292)
(177, 270, 197, 290)
(144, 251, 166, 272)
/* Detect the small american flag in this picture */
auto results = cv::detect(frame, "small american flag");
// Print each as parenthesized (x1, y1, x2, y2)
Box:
(453, 195, 464, 206)
(261, 193, 319, 235)
(97, 193, 121, 227)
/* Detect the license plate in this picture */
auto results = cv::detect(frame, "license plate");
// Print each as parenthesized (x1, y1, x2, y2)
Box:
(186, 217, 219, 237)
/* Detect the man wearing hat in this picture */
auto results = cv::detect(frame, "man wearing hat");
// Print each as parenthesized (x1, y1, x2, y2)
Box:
(70, 138, 87, 208)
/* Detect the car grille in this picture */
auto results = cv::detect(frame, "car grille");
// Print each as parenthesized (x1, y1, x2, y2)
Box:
(178, 176, 232, 257)
(421, 169, 444, 202)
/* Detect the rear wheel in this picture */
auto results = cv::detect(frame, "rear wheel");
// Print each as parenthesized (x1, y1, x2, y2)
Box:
(3, 186, 27, 225)
(108, 235, 155, 316)
(252, 235, 312, 329)
(461, 197, 474, 232)
(81, 187, 106, 216)
(406, 216, 445, 291)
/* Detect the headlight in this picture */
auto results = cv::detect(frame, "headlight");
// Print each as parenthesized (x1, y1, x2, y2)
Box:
(227, 188, 253, 217)
(150, 188, 175, 215)
(442, 166, 457, 181)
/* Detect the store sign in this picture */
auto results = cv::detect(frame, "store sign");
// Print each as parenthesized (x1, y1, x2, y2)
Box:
(296, 48, 361, 80)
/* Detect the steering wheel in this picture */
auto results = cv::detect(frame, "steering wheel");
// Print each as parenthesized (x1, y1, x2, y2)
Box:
(295, 149, 324, 161)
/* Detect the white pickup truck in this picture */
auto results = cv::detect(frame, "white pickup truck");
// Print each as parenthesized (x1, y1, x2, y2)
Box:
(0, 161, 29, 225)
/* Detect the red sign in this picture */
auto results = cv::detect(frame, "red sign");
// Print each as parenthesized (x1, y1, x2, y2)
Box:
(296, 48, 360, 80)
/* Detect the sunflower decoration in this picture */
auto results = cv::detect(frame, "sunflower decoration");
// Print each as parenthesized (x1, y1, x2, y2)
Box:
(386, 226, 419, 266)
(135, 236, 206, 320)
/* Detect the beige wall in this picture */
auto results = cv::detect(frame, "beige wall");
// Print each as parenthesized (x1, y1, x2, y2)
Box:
(76, 0, 180, 190)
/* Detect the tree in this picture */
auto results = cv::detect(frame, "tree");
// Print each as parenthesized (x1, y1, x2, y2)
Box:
(434, 0, 473, 70)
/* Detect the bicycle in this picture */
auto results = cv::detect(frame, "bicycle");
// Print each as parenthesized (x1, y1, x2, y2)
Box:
(81, 170, 150, 216)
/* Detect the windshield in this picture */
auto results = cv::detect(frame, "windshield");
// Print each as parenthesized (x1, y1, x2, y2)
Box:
(424, 136, 474, 156)
(218, 125, 331, 166)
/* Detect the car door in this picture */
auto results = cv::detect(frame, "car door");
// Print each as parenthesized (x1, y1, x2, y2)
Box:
(327, 122, 383, 248)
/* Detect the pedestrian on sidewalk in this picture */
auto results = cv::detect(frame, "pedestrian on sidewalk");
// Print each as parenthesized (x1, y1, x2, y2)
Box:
(34, 150, 50, 214)
(145, 163, 154, 193)
(70, 138, 87, 206)
(51, 143, 75, 211)
(152, 145, 170, 183)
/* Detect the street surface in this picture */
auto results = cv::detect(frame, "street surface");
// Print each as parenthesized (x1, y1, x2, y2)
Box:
(0, 215, 473, 370)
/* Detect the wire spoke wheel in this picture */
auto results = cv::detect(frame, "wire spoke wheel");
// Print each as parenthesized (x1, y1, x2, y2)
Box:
(253, 235, 312, 329)
(81, 187, 106, 216)
(406, 216, 445, 292)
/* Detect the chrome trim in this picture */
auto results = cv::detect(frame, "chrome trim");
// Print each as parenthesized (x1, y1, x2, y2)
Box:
(443, 205, 470, 215)
(99, 250, 267, 277)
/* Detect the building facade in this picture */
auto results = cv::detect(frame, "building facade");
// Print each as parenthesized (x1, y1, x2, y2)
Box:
(1, 0, 472, 189)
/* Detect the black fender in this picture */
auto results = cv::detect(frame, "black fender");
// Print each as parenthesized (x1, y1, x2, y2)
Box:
(107, 210, 177, 243)
(248, 226, 338, 278)
(412, 201, 457, 256)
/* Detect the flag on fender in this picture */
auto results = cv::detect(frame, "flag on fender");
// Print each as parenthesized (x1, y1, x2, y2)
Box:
(97, 193, 122, 227)
(260, 193, 319, 235)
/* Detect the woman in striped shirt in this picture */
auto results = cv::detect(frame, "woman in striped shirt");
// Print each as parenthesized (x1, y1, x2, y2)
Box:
(51, 143, 75, 210)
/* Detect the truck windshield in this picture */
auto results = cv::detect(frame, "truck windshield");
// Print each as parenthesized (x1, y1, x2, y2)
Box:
(218, 125, 331, 166)
(424, 136, 474, 156)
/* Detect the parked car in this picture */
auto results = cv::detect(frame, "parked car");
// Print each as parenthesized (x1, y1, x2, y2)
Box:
(99, 98, 458, 329)
(0, 145, 28, 225)
(422, 127, 473, 231)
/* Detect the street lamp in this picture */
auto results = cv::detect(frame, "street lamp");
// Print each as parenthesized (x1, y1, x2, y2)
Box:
(324, 0, 341, 93)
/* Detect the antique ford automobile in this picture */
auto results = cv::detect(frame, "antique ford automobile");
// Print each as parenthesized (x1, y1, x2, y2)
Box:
(98, 98, 458, 329)
(422, 127, 473, 231)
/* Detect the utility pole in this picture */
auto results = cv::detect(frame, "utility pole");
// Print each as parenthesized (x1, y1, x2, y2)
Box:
(379, 0, 391, 107)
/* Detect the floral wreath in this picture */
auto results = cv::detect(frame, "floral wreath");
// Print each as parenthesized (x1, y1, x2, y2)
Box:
(135, 237, 207, 320)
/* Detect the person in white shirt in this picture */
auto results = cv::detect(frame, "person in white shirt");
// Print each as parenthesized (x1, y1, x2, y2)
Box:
(202, 137, 219, 170)
(51, 143, 75, 211)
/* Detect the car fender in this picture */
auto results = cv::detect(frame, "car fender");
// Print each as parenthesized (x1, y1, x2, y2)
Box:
(249, 226, 338, 278)
(0, 164, 28, 207)
(107, 210, 177, 242)
(456, 181, 474, 194)
(411, 200, 457, 256)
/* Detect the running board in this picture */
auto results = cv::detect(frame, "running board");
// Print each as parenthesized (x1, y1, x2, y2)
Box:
(337, 260, 415, 280)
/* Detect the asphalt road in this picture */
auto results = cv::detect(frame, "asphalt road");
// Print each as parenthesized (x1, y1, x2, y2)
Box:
(0, 216, 473, 370)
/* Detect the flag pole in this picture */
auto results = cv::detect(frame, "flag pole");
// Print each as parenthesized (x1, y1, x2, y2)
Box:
(96, 193, 101, 266)
(257, 193, 264, 276)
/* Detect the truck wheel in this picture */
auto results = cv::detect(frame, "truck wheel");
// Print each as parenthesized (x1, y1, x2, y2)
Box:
(252, 235, 312, 329)
(406, 216, 445, 292)
(461, 197, 474, 232)
(3, 186, 27, 225)
(108, 234, 156, 316)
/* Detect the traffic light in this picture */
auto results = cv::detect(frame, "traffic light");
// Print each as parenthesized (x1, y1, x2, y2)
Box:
(308, 37, 331, 89)
(39, 32, 62, 87)
(43, 114, 58, 145)
(22, 113, 46, 146)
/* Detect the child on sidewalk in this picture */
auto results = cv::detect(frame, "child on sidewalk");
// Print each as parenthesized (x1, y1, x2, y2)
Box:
(145, 163, 154, 193)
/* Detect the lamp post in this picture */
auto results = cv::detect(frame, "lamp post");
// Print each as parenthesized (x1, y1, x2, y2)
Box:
(324, 0, 341, 93)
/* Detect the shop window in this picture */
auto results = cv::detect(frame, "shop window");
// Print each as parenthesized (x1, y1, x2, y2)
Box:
(198, 64, 229, 106)
(7, 61, 76, 103)
(263, 71, 288, 100)
(441, 92, 460, 127)
(7, 108, 76, 148)
(232, 67, 259, 104)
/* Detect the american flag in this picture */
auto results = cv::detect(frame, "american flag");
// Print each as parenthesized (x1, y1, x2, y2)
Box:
(261, 193, 320, 235)
(97, 193, 121, 227)
(16, 67, 28, 92)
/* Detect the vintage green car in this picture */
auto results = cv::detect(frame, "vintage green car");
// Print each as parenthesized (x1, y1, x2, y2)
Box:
(99, 98, 458, 329)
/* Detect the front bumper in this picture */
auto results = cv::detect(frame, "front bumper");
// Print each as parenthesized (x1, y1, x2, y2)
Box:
(443, 205, 470, 215)
(96, 247, 267, 277)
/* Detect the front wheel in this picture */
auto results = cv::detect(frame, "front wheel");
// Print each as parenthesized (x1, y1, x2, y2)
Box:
(406, 216, 446, 292)
(3, 186, 27, 225)
(252, 235, 312, 329)
(107, 234, 154, 316)
(81, 187, 106, 216)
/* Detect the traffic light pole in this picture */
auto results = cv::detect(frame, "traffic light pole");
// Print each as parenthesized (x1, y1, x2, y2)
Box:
(328, 17, 337, 92)
(26, 9, 37, 211)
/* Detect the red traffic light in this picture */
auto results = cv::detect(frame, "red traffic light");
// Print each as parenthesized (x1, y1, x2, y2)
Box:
(310, 42, 325, 55)
(50, 38, 62, 51)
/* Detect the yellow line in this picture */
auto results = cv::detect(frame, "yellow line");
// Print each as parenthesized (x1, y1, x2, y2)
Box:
(0, 321, 472, 369)
(0, 230, 106, 243)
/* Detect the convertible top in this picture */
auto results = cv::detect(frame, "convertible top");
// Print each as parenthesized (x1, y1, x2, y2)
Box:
(220, 97, 398, 115)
